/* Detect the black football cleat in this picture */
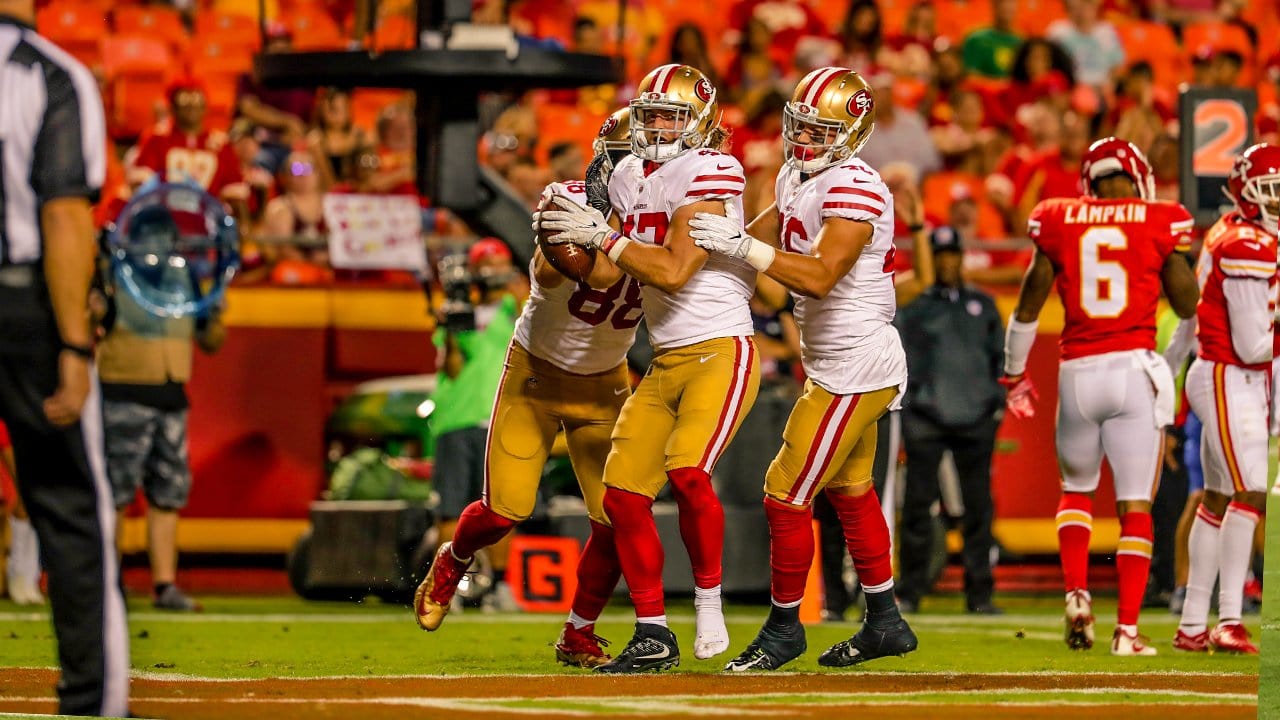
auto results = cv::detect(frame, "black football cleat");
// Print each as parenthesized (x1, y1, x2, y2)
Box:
(818, 618, 918, 668)
(724, 620, 807, 672)
(594, 622, 680, 674)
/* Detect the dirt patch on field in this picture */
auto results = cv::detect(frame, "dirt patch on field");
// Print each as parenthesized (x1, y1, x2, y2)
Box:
(1, 668, 1257, 720)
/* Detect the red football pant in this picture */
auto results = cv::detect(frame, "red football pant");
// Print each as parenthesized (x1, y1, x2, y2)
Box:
(450, 500, 518, 560)
(1115, 511, 1153, 626)
(1056, 493, 1093, 592)
(764, 497, 813, 605)
(571, 520, 622, 622)
(826, 487, 893, 588)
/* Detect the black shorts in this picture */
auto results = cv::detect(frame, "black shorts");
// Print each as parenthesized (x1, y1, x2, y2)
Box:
(433, 426, 489, 519)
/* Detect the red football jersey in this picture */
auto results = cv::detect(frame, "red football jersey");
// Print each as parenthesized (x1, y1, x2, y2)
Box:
(0, 419, 9, 450)
(1195, 213, 1278, 371)
(134, 130, 242, 198)
(1029, 196, 1194, 360)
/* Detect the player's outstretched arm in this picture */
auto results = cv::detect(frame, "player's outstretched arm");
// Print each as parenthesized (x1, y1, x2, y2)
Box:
(690, 206, 870, 300)
(1160, 252, 1200, 319)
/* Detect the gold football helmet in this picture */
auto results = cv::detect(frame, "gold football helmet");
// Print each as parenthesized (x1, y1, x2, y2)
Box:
(592, 107, 632, 174)
(630, 63, 719, 162)
(783, 67, 876, 172)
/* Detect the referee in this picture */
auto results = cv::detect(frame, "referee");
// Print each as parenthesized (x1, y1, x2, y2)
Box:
(0, 3, 130, 716)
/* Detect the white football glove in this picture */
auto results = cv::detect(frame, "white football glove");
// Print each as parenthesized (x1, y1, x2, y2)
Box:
(538, 194, 615, 249)
(688, 203, 775, 271)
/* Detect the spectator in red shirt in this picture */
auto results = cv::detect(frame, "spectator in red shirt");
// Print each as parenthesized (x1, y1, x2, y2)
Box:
(1000, 38, 1076, 129)
(129, 79, 247, 205)
(1012, 109, 1091, 232)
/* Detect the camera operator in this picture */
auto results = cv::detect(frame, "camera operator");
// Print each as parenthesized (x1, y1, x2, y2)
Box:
(430, 238, 523, 611)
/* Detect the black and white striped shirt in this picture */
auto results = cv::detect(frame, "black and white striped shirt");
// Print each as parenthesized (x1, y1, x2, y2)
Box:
(0, 15, 105, 266)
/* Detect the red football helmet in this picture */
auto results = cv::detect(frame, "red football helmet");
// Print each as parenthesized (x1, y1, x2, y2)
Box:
(1227, 143, 1280, 235)
(1079, 137, 1155, 201)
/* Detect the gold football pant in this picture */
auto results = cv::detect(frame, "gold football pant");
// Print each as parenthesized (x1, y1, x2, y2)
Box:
(484, 343, 630, 524)
(603, 336, 760, 498)
(765, 380, 898, 506)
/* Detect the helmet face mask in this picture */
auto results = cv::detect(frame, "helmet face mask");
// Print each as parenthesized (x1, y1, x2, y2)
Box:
(629, 64, 718, 163)
(1229, 144, 1280, 236)
(782, 67, 876, 173)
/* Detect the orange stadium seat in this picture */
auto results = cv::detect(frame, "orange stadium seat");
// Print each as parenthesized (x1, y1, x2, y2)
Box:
(533, 103, 606, 166)
(371, 13, 417, 51)
(1114, 20, 1186, 92)
(936, 0, 991, 43)
(877, 0, 916, 37)
(36, 2, 108, 68)
(186, 40, 254, 131)
(1182, 21, 1255, 85)
(1013, 0, 1066, 36)
(352, 88, 408, 134)
(285, 7, 346, 50)
(113, 4, 190, 57)
(101, 35, 173, 141)
(194, 11, 263, 51)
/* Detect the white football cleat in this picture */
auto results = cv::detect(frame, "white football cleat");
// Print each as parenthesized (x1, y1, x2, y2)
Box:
(1064, 589, 1095, 650)
(1110, 627, 1156, 656)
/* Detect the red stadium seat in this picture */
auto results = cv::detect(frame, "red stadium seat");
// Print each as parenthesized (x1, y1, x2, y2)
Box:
(36, 3, 108, 69)
(101, 35, 173, 141)
(533, 103, 606, 166)
(371, 13, 416, 51)
(186, 40, 254, 131)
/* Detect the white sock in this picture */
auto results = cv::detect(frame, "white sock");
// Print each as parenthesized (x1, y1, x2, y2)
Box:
(1216, 504, 1261, 623)
(694, 584, 722, 614)
(7, 518, 39, 582)
(1179, 508, 1221, 635)
(1116, 623, 1137, 635)
(567, 611, 594, 630)
(637, 614, 668, 628)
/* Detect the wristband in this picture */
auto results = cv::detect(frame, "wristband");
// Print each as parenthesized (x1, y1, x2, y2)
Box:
(744, 238, 776, 272)
(1003, 318, 1039, 376)
(61, 341, 94, 359)
(908, 223, 925, 233)
(603, 232, 632, 262)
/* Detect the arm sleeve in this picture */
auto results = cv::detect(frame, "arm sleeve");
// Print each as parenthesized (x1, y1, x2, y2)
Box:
(1222, 277, 1274, 365)
(30, 61, 106, 201)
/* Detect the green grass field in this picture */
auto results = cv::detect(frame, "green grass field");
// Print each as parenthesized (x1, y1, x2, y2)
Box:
(1260, 489, 1280, 720)
(0, 592, 1260, 718)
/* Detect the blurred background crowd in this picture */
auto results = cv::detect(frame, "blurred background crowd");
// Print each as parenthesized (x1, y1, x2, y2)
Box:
(32, 0, 1280, 292)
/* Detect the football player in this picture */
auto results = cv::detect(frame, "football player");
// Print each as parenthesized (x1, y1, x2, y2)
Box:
(687, 67, 917, 671)
(1173, 143, 1278, 655)
(540, 64, 760, 673)
(1001, 138, 1200, 656)
(414, 113, 641, 671)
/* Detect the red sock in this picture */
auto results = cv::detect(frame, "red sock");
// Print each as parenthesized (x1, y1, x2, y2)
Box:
(571, 520, 621, 622)
(667, 467, 724, 589)
(602, 487, 665, 617)
(1055, 493, 1093, 592)
(1116, 511, 1153, 627)
(764, 497, 813, 605)
(451, 500, 518, 559)
(827, 488, 893, 588)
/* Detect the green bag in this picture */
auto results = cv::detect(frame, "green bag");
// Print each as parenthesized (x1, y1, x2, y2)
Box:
(328, 448, 432, 503)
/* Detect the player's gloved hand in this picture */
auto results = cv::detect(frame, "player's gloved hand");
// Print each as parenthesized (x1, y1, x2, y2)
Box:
(689, 204, 754, 258)
(689, 204, 776, 271)
(999, 373, 1038, 419)
(538, 194, 617, 249)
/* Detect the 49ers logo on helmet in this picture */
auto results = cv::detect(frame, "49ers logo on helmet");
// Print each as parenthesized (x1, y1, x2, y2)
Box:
(598, 116, 618, 137)
(847, 89, 873, 118)
(694, 78, 714, 103)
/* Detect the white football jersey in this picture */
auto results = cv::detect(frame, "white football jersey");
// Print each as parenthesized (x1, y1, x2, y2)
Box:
(608, 149, 755, 350)
(513, 181, 642, 375)
(774, 158, 907, 396)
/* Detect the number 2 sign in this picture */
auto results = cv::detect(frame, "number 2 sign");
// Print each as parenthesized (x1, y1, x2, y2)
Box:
(1179, 87, 1256, 228)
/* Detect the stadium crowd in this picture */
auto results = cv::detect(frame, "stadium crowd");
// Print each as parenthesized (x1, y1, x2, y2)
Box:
(25, 0, 1280, 287)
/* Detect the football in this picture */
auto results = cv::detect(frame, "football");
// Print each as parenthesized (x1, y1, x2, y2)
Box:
(536, 195, 597, 284)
